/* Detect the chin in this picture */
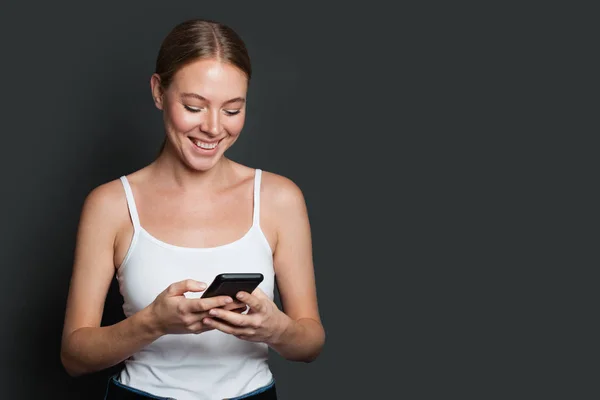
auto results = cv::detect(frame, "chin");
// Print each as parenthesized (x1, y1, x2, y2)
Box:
(184, 156, 221, 172)
(183, 149, 227, 171)
(166, 134, 237, 171)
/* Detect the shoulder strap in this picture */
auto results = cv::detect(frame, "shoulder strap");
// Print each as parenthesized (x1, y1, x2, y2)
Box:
(119, 176, 141, 230)
(252, 169, 262, 226)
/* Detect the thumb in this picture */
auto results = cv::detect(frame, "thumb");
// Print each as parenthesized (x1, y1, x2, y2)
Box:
(167, 279, 207, 296)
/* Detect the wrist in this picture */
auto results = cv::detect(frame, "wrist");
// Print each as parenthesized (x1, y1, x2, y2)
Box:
(270, 314, 295, 346)
(139, 305, 164, 339)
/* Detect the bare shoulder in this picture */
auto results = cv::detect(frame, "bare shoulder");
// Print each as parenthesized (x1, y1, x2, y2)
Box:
(258, 170, 310, 255)
(260, 170, 307, 214)
(79, 178, 128, 228)
(83, 178, 125, 210)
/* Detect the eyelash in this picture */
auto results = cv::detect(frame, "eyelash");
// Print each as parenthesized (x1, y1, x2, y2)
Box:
(183, 105, 240, 116)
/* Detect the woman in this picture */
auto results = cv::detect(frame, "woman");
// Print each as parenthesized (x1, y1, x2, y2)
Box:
(60, 18, 325, 400)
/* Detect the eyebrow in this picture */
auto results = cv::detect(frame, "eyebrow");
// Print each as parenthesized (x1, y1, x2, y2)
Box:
(180, 93, 245, 104)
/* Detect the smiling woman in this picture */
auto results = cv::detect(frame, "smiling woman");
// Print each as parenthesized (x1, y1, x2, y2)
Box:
(152, 57, 248, 171)
(152, 19, 251, 169)
(60, 18, 325, 400)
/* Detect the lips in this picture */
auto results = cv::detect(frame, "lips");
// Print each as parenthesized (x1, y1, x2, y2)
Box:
(189, 137, 221, 150)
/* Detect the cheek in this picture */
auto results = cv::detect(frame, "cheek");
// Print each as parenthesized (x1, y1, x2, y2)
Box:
(225, 116, 246, 136)
(166, 105, 199, 133)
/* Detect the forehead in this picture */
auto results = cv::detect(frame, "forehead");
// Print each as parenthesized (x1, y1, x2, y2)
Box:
(170, 58, 248, 100)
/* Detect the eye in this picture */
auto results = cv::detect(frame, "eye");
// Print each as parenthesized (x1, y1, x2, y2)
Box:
(223, 109, 241, 116)
(184, 105, 203, 113)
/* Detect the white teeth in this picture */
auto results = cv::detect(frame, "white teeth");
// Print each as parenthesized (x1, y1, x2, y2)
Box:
(193, 139, 217, 149)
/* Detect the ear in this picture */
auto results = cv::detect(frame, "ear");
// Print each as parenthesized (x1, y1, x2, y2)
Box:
(150, 74, 164, 110)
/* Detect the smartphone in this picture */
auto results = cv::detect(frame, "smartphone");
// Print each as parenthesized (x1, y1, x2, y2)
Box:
(201, 273, 264, 299)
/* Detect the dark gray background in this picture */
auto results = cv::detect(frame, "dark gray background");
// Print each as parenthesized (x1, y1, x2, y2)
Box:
(0, 1, 583, 399)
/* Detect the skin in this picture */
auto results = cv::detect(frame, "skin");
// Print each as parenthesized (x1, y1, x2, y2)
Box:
(60, 58, 325, 377)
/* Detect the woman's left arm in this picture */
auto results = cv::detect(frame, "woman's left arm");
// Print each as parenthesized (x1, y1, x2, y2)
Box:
(204, 176, 325, 362)
(262, 177, 325, 362)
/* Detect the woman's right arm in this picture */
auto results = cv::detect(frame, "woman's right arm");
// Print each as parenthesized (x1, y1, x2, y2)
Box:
(60, 181, 241, 377)
(60, 183, 162, 377)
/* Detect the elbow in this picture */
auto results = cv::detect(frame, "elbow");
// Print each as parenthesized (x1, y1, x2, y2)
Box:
(61, 349, 89, 377)
(292, 345, 324, 363)
(61, 337, 90, 378)
(305, 333, 326, 363)
(61, 351, 81, 377)
(293, 327, 326, 363)
(298, 351, 321, 363)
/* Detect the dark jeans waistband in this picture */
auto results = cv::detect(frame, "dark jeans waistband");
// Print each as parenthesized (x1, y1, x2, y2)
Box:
(104, 375, 277, 400)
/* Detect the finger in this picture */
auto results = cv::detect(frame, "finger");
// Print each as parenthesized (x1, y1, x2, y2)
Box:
(208, 307, 257, 328)
(222, 301, 247, 312)
(235, 291, 263, 312)
(187, 321, 212, 334)
(167, 279, 207, 296)
(189, 295, 233, 313)
(203, 317, 254, 338)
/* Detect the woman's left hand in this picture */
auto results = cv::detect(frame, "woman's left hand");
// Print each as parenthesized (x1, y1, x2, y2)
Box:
(203, 288, 290, 344)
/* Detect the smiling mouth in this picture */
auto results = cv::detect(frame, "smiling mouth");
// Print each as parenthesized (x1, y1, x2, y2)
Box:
(189, 137, 220, 150)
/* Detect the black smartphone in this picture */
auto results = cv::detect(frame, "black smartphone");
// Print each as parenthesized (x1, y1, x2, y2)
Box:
(201, 273, 264, 299)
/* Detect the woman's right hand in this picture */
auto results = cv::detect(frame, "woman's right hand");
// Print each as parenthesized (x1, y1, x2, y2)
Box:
(148, 279, 245, 335)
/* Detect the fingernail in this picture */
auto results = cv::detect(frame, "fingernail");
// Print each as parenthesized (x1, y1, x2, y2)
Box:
(209, 309, 217, 316)
(236, 293, 244, 300)
(225, 297, 233, 303)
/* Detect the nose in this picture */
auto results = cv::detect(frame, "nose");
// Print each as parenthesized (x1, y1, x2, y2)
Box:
(201, 108, 221, 137)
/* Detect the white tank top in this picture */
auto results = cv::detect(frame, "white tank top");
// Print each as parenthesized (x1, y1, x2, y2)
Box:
(115, 169, 275, 400)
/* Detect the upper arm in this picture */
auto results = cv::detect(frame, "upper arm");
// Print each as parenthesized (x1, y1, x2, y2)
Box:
(267, 174, 321, 324)
(61, 181, 123, 343)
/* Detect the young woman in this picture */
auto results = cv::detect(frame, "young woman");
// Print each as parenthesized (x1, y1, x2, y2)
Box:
(60, 19, 325, 400)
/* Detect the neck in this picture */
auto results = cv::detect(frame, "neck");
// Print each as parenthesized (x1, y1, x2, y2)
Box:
(150, 146, 234, 193)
